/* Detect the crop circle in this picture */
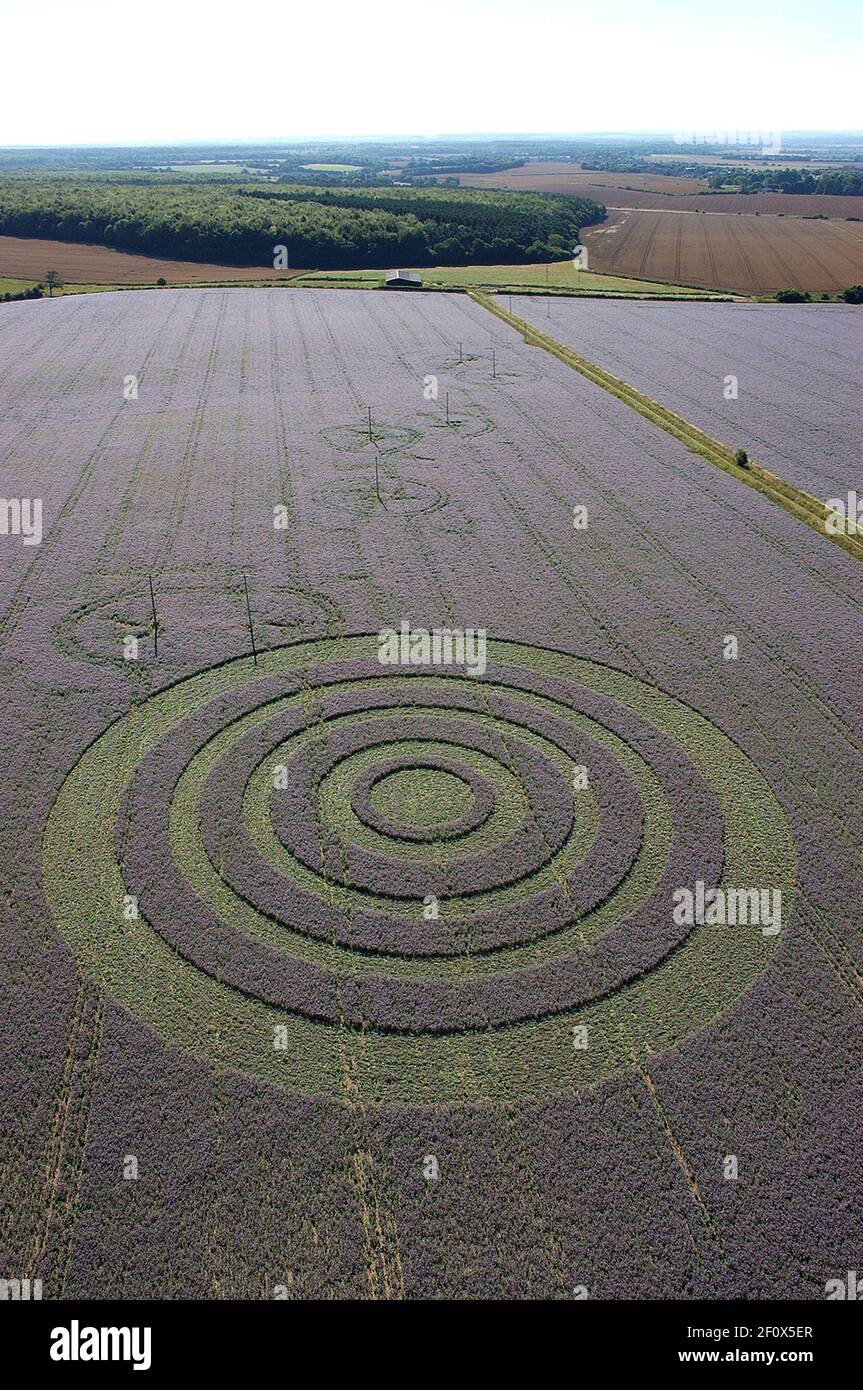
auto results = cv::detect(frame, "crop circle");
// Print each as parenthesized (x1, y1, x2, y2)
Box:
(44, 635, 795, 1107)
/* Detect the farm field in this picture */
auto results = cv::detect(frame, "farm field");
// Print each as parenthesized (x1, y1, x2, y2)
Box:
(0, 235, 306, 286)
(581, 208, 863, 294)
(460, 161, 711, 196)
(514, 298, 863, 498)
(648, 154, 863, 170)
(1, 287, 861, 1300)
(461, 163, 863, 217)
(168, 162, 251, 174)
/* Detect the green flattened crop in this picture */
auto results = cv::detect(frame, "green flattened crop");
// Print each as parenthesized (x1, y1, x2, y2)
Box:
(43, 636, 795, 1107)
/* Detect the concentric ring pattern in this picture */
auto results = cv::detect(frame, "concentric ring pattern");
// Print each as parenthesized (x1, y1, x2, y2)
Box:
(44, 636, 795, 1106)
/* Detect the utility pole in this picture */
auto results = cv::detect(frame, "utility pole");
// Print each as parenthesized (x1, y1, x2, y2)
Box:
(242, 574, 257, 666)
(148, 575, 158, 657)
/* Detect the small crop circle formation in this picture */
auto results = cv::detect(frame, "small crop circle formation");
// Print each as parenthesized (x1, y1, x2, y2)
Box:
(44, 636, 795, 1107)
(54, 580, 342, 670)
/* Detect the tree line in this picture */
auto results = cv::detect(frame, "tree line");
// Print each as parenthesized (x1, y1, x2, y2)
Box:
(708, 167, 863, 196)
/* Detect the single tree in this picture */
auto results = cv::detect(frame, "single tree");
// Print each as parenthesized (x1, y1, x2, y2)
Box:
(44, 269, 63, 297)
(842, 284, 863, 305)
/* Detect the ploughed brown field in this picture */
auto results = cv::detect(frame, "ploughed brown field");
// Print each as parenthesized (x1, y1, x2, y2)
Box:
(0, 235, 306, 285)
(581, 208, 863, 294)
(460, 162, 863, 218)
(461, 161, 709, 199)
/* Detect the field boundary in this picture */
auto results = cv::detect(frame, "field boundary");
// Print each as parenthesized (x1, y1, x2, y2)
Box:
(290, 277, 733, 301)
(469, 291, 863, 565)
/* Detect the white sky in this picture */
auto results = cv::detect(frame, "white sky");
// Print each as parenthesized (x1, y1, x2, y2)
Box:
(0, 0, 860, 145)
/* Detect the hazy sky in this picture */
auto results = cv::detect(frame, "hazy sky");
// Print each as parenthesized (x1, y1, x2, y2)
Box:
(1, 0, 860, 145)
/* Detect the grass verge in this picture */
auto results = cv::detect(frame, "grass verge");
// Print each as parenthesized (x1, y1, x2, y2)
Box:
(292, 261, 732, 299)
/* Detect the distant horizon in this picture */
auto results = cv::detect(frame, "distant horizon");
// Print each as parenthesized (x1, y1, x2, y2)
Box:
(3, 131, 863, 153)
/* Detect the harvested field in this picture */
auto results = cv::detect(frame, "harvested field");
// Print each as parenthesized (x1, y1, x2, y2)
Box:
(1, 287, 861, 1299)
(0, 235, 305, 286)
(461, 161, 710, 196)
(648, 154, 863, 170)
(461, 164, 863, 218)
(460, 161, 709, 196)
(581, 208, 863, 294)
(513, 297, 862, 498)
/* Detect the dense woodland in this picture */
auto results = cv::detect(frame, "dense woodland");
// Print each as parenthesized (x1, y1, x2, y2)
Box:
(0, 175, 603, 268)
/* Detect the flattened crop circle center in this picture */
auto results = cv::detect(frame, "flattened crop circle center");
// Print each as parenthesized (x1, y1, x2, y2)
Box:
(369, 766, 475, 831)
